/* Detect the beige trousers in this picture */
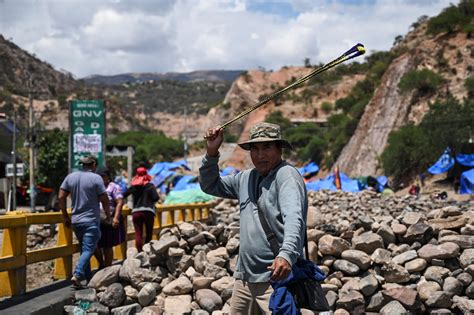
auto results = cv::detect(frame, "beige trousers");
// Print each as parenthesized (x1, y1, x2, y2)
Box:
(230, 279, 273, 315)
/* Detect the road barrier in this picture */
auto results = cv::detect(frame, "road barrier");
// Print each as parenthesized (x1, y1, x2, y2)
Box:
(0, 203, 211, 297)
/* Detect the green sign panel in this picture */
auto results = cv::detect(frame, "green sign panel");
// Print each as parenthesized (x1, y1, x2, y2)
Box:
(69, 100, 106, 172)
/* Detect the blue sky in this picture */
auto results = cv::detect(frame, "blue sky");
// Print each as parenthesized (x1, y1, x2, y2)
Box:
(0, 0, 455, 77)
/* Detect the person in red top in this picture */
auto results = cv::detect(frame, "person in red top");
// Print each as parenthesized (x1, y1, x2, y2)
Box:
(123, 167, 159, 251)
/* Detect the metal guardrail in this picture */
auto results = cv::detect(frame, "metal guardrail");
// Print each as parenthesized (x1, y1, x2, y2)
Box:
(0, 203, 212, 297)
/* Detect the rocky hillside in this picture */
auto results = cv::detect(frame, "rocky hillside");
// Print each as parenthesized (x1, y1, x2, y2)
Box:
(0, 35, 77, 99)
(336, 23, 473, 176)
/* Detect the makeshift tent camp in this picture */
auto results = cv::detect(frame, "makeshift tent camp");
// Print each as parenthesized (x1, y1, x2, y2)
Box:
(456, 154, 474, 167)
(306, 172, 360, 193)
(428, 148, 455, 175)
(298, 162, 320, 176)
(173, 175, 200, 191)
(459, 168, 474, 194)
(148, 161, 190, 177)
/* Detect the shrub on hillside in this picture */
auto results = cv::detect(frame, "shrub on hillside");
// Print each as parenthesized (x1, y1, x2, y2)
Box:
(398, 69, 444, 96)
(465, 76, 474, 98)
(427, 1, 473, 35)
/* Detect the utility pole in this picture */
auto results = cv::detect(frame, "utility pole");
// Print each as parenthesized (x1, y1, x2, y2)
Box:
(28, 78, 35, 212)
(183, 105, 188, 163)
(12, 111, 17, 211)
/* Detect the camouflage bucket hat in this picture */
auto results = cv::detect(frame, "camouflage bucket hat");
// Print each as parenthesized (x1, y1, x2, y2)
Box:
(238, 122, 292, 151)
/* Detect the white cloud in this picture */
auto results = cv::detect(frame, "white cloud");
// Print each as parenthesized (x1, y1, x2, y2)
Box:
(0, 0, 456, 77)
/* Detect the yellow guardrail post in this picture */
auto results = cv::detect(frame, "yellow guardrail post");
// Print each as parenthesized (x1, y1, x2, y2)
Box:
(53, 222, 73, 280)
(0, 212, 27, 296)
(0, 202, 213, 298)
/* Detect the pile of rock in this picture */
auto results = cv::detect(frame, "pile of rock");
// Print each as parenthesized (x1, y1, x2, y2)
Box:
(65, 191, 474, 314)
(27, 224, 56, 248)
(307, 190, 474, 314)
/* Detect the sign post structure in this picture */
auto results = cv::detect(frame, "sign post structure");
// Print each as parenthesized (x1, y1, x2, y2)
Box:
(69, 100, 106, 172)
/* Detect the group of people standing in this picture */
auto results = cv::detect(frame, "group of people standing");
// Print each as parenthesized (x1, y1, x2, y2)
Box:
(59, 156, 159, 288)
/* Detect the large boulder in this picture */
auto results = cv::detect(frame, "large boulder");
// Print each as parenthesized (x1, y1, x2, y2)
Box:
(88, 265, 121, 289)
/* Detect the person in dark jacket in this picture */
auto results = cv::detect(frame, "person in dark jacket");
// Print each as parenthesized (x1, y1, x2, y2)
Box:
(124, 167, 159, 251)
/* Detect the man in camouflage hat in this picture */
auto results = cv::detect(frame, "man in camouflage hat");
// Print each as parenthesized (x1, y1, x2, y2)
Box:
(200, 122, 308, 314)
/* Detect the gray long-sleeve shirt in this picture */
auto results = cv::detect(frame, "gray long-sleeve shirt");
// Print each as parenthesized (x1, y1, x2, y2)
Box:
(199, 154, 308, 282)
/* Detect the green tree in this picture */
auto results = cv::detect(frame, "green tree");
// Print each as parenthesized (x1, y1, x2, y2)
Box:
(36, 129, 69, 190)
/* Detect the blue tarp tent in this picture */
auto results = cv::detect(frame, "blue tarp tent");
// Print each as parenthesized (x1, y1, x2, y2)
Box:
(460, 168, 474, 194)
(456, 154, 474, 167)
(377, 176, 388, 192)
(428, 148, 455, 174)
(173, 175, 200, 191)
(148, 161, 190, 177)
(298, 162, 319, 175)
(306, 172, 360, 193)
(220, 166, 239, 176)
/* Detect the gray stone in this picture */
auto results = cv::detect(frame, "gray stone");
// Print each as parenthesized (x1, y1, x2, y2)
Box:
(203, 264, 228, 280)
(452, 296, 474, 314)
(467, 282, 474, 298)
(404, 223, 433, 244)
(382, 264, 410, 283)
(392, 250, 417, 265)
(210, 276, 234, 294)
(391, 223, 407, 236)
(162, 276, 192, 295)
(405, 258, 428, 273)
(89, 265, 121, 289)
(402, 212, 423, 225)
(461, 224, 474, 235)
(425, 291, 452, 308)
(442, 277, 463, 296)
(307, 229, 325, 243)
(377, 224, 396, 247)
(417, 281, 441, 301)
(75, 288, 97, 302)
(429, 215, 467, 230)
(140, 306, 163, 314)
(137, 283, 156, 307)
(382, 287, 418, 309)
(150, 235, 179, 253)
(129, 268, 160, 288)
(225, 237, 239, 255)
(456, 272, 472, 286)
(196, 289, 223, 313)
(424, 266, 450, 285)
(459, 248, 474, 268)
(325, 290, 338, 309)
(124, 285, 138, 300)
(359, 274, 378, 296)
(353, 232, 384, 254)
(207, 247, 229, 266)
(418, 242, 460, 262)
(194, 250, 208, 274)
(178, 222, 199, 238)
(333, 259, 360, 276)
(119, 258, 141, 282)
(366, 291, 389, 312)
(88, 302, 110, 315)
(168, 247, 185, 257)
(371, 248, 391, 265)
(111, 303, 142, 315)
(439, 235, 474, 249)
(336, 290, 365, 312)
(193, 276, 214, 290)
(100, 283, 126, 308)
(341, 250, 371, 270)
(188, 233, 207, 247)
(380, 301, 407, 315)
(340, 278, 360, 292)
(318, 235, 350, 256)
(164, 295, 192, 314)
